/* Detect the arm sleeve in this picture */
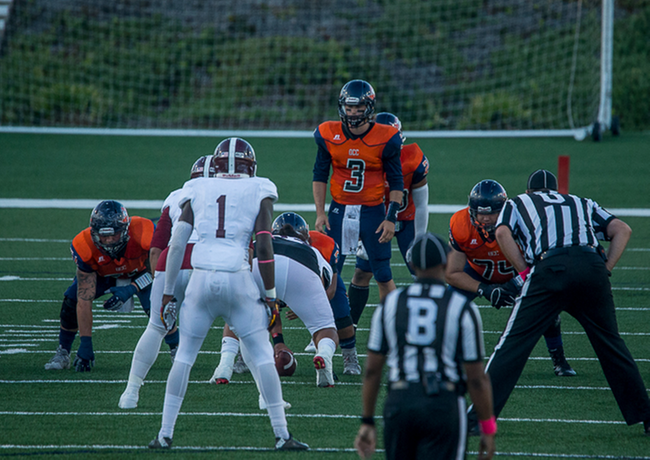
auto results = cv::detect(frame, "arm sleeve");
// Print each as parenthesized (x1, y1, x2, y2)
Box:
(163, 220, 193, 296)
(150, 207, 172, 250)
(382, 133, 404, 192)
(412, 183, 429, 238)
(312, 129, 332, 183)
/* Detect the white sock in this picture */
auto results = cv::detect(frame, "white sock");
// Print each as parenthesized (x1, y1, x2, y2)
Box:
(316, 337, 336, 361)
(221, 336, 240, 355)
(129, 324, 166, 384)
(160, 361, 192, 439)
(256, 363, 289, 439)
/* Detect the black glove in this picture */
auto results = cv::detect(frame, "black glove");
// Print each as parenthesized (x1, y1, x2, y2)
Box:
(74, 337, 95, 372)
(103, 284, 137, 311)
(478, 283, 517, 309)
(73, 356, 94, 372)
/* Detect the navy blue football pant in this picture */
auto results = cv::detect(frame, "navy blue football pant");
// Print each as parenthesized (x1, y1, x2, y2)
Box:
(357, 219, 415, 276)
(327, 200, 392, 283)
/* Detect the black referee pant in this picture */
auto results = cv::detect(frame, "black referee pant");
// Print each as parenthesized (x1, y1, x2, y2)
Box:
(485, 247, 650, 425)
(383, 383, 466, 460)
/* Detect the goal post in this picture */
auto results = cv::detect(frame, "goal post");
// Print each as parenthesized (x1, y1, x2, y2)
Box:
(0, 0, 613, 139)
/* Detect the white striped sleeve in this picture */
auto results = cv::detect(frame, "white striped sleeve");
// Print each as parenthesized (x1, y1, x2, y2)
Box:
(460, 301, 485, 362)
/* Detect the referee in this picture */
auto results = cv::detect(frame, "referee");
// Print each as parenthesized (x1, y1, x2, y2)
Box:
(481, 169, 650, 435)
(355, 233, 496, 460)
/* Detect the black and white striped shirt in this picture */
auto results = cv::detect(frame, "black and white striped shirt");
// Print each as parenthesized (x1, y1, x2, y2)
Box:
(367, 280, 484, 389)
(496, 191, 615, 264)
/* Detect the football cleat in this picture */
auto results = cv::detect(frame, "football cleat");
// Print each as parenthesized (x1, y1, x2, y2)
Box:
(275, 434, 309, 451)
(148, 434, 173, 449)
(258, 394, 292, 411)
(550, 347, 577, 377)
(304, 339, 317, 354)
(342, 348, 362, 375)
(314, 354, 334, 388)
(209, 361, 234, 385)
(232, 353, 250, 374)
(44, 345, 71, 370)
(118, 385, 140, 409)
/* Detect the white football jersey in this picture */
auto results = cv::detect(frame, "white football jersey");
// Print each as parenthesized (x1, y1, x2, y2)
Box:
(178, 176, 278, 272)
(161, 188, 199, 244)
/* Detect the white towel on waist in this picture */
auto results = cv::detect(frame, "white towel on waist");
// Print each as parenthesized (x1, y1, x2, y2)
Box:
(341, 205, 361, 255)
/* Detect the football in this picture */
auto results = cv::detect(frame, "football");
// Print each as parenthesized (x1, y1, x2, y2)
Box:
(275, 349, 297, 377)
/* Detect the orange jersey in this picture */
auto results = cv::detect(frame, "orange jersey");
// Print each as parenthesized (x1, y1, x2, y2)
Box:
(448, 207, 515, 284)
(71, 216, 154, 278)
(309, 230, 340, 273)
(314, 121, 402, 206)
(385, 143, 429, 221)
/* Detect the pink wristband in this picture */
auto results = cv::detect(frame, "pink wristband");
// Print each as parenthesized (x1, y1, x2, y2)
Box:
(256, 231, 272, 236)
(518, 267, 531, 280)
(258, 259, 274, 264)
(479, 416, 497, 436)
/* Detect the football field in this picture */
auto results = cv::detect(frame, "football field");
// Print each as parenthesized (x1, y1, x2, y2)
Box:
(1, 132, 649, 459)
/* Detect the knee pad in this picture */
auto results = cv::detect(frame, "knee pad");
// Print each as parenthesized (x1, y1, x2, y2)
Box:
(60, 297, 78, 330)
(335, 315, 354, 331)
(372, 264, 393, 284)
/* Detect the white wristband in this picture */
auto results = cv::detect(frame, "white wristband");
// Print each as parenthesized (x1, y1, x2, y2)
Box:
(265, 288, 276, 299)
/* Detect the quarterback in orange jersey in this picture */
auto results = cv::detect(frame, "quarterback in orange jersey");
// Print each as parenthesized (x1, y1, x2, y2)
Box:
(349, 112, 430, 326)
(313, 80, 403, 303)
(44, 200, 155, 372)
(446, 180, 576, 377)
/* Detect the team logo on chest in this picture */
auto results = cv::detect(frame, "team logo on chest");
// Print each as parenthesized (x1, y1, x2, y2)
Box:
(348, 149, 359, 156)
(470, 238, 478, 245)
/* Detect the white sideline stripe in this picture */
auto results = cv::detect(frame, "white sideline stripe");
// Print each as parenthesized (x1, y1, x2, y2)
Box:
(0, 126, 591, 138)
(0, 257, 70, 261)
(0, 446, 644, 460)
(0, 445, 360, 453)
(1, 199, 649, 217)
(3, 258, 650, 273)
(0, 380, 624, 391)
(5, 276, 650, 291)
(2, 301, 649, 312)
(0, 410, 627, 425)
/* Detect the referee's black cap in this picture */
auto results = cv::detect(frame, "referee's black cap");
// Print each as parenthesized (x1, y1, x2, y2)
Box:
(407, 232, 450, 270)
(527, 169, 558, 191)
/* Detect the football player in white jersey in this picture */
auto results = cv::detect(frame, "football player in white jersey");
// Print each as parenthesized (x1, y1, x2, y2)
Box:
(118, 155, 214, 409)
(148, 138, 308, 451)
(211, 213, 339, 390)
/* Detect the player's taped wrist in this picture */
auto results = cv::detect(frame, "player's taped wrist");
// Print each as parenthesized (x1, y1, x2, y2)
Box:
(133, 271, 153, 291)
(385, 201, 400, 224)
(265, 288, 276, 299)
(479, 416, 497, 435)
(272, 333, 284, 345)
(360, 416, 375, 426)
(518, 266, 531, 281)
